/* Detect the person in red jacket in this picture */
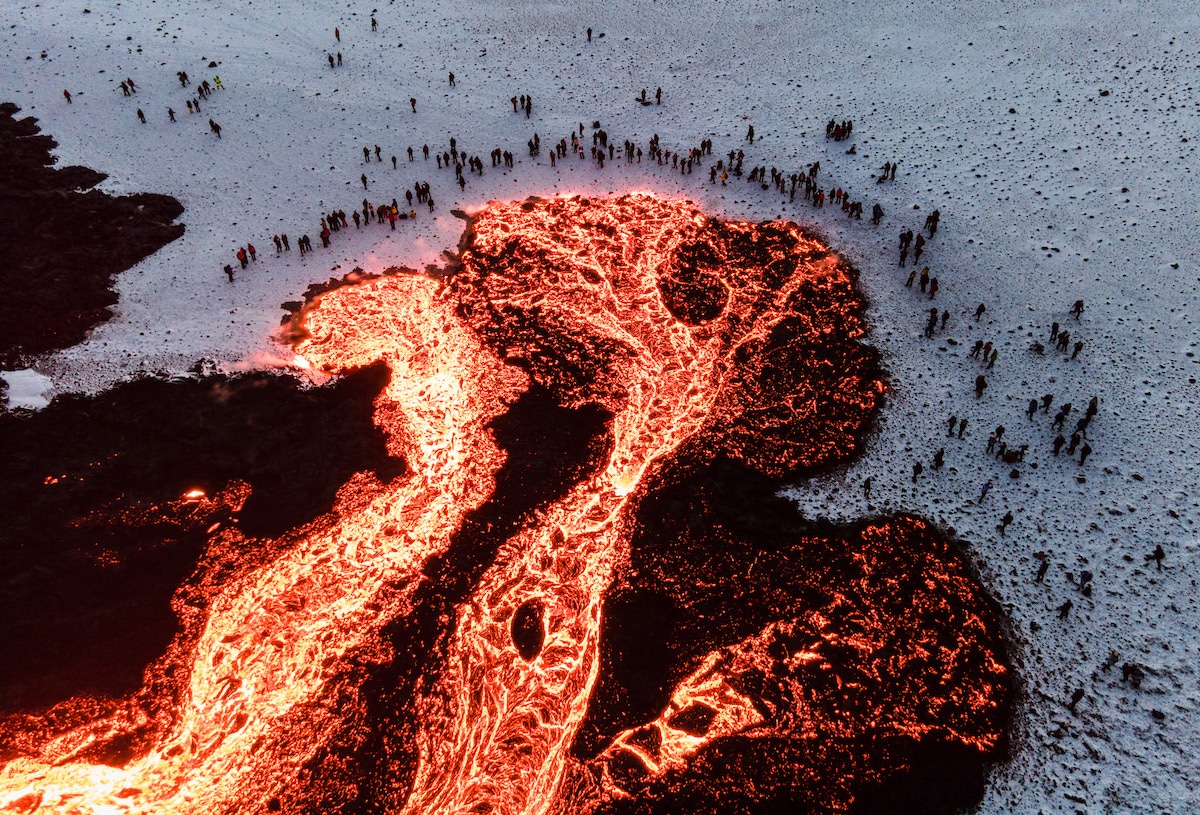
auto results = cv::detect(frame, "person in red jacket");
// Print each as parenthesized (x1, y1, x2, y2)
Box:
(236, 247, 247, 268)
(247, 243, 256, 261)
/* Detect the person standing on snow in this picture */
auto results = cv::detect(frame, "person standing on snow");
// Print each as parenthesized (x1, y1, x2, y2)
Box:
(1146, 545, 1165, 571)
(924, 308, 938, 338)
(997, 510, 1013, 535)
(1067, 431, 1081, 455)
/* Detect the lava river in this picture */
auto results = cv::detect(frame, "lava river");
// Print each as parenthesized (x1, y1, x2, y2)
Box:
(0, 193, 1012, 814)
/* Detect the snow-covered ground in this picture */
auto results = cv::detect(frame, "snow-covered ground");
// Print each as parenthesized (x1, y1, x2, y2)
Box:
(3, 0, 1198, 810)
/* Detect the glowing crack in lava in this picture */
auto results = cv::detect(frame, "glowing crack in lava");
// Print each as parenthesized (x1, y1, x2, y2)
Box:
(0, 193, 1011, 814)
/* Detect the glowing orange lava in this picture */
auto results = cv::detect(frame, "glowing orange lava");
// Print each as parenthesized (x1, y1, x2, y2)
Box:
(0, 194, 1009, 815)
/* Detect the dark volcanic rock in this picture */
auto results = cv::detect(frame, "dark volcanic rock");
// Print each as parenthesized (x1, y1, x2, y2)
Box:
(577, 459, 1013, 815)
(0, 102, 184, 366)
(0, 363, 402, 735)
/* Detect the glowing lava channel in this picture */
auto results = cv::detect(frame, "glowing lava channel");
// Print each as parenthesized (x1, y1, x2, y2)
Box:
(2, 193, 891, 814)
(1, 276, 527, 812)
(401, 194, 879, 815)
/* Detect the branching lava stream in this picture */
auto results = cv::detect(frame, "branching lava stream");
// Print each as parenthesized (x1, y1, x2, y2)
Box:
(0, 194, 1011, 815)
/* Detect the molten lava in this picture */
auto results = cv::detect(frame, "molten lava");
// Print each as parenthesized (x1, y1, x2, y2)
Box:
(0, 193, 1010, 815)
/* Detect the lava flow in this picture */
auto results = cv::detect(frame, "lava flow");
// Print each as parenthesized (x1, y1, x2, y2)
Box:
(0, 193, 1011, 815)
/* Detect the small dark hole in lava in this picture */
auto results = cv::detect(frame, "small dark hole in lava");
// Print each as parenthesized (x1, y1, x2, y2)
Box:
(658, 239, 729, 325)
(511, 600, 545, 661)
(626, 725, 662, 755)
(666, 703, 718, 736)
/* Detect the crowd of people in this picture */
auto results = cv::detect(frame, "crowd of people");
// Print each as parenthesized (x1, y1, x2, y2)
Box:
(73, 69, 227, 130)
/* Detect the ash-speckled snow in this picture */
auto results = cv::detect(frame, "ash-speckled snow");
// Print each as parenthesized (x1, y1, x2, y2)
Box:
(2, 0, 1198, 811)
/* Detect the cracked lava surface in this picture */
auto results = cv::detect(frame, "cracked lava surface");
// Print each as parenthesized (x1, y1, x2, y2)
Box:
(0, 193, 1012, 814)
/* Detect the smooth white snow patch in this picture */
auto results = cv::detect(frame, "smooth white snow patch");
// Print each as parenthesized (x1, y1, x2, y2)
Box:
(1, 369, 53, 410)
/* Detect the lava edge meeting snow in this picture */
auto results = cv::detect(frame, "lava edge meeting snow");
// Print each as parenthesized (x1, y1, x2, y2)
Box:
(2, 0, 1198, 813)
